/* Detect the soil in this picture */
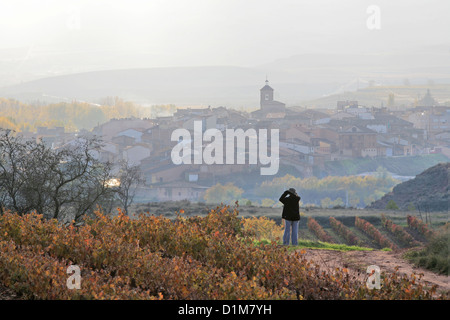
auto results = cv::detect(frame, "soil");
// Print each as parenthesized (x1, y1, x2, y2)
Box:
(0, 284, 22, 300)
(299, 248, 449, 296)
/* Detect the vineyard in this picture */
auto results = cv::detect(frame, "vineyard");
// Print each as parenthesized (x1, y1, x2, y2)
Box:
(301, 214, 436, 251)
(0, 206, 446, 300)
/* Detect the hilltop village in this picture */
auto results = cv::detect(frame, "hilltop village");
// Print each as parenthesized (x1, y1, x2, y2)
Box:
(24, 81, 450, 202)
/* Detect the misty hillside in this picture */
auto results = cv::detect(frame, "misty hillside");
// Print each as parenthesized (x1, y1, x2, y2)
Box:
(1, 49, 450, 108)
(303, 84, 450, 108)
(0, 65, 346, 107)
(368, 162, 449, 212)
(0, 66, 267, 107)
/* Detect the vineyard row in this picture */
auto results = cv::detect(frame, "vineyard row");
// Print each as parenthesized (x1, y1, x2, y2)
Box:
(306, 215, 432, 250)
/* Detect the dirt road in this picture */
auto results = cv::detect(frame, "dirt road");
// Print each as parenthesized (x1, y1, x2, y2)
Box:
(300, 248, 449, 295)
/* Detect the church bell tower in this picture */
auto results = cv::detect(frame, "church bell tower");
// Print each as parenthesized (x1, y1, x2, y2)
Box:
(260, 79, 274, 107)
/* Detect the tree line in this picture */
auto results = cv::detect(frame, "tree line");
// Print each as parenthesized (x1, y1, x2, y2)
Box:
(255, 173, 399, 208)
(0, 97, 176, 132)
(201, 171, 399, 208)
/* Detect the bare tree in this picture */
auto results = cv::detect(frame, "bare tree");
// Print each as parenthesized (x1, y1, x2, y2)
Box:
(0, 129, 115, 221)
(0, 130, 35, 215)
(114, 160, 144, 216)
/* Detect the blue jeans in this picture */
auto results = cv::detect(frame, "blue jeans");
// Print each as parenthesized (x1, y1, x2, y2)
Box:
(283, 220, 299, 245)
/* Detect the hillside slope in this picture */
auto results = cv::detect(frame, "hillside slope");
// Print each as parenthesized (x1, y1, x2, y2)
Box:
(368, 162, 449, 212)
(2, 48, 450, 107)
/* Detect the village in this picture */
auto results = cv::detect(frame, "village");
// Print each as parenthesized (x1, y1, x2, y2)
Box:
(26, 80, 450, 203)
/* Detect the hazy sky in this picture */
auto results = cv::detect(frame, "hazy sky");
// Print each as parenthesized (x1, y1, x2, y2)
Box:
(0, 0, 449, 68)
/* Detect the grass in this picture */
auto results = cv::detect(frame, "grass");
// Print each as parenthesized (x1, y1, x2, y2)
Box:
(404, 224, 449, 275)
(294, 239, 375, 252)
(255, 238, 374, 252)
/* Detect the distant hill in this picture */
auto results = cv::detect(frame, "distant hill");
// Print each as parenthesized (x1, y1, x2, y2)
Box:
(368, 163, 449, 212)
(0, 65, 340, 107)
(0, 66, 270, 108)
(301, 84, 450, 108)
(1, 48, 450, 108)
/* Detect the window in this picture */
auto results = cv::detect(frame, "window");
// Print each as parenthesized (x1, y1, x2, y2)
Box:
(265, 94, 269, 100)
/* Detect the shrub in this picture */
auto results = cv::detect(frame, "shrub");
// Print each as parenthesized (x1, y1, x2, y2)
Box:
(381, 214, 421, 247)
(355, 216, 398, 251)
(241, 216, 284, 243)
(0, 207, 442, 300)
(386, 200, 399, 210)
(405, 224, 449, 276)
(329, 217, 359, 245)
(307, 217, 334, 243)
(406, 215, 435, 240)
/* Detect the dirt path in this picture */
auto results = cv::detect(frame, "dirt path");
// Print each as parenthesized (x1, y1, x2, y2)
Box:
(300, 248, 449, 295)
(0, 284, 22, 300)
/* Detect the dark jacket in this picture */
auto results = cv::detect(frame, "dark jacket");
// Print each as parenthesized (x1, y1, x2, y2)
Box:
(279, 190, 301, 221)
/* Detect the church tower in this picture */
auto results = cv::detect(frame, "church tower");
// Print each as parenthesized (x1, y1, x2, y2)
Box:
(260, 79, 274, 107)
(251, 78, 286, 118)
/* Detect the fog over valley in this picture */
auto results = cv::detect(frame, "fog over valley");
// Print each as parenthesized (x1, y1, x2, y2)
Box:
(0, 0, 449, 107)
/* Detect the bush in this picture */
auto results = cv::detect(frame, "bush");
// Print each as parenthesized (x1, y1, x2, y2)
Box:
(355, 216, 398, 251)
(241, 216, 283, 243)
(329, 217, 359, 246)
(307, 217, 334, 243)
(386, 200, 399, 210)
(0, 207, 442, 300)
(203, 183, 244, 204)
(381, 214, 421, 247)
(407, 215, 435, 240)
(405, 224, 449, 275)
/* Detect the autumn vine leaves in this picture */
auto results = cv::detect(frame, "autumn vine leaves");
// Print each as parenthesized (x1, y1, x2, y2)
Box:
(0, 207, 441, 299)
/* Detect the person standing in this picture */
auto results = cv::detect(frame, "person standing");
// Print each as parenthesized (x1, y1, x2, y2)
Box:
(279, 188, 301, 245)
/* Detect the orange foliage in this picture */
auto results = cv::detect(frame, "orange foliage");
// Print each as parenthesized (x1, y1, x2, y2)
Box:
(355, 216, 398, 251)
(0, 207, 441, 300)
(381, 214, 421, 247)
(407, 215, 435, 240)
(307, 217, 334, 243)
